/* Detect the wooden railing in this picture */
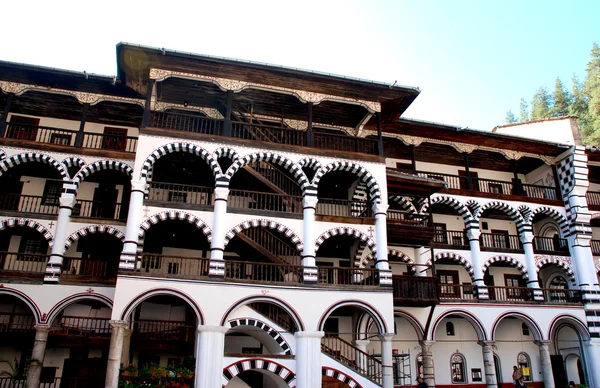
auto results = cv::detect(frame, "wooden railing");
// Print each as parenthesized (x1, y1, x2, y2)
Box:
(533, 236, 569, 254)
(0, 313, 35, 332)
(587, 191, 600, 207)
(0, 193, 58, 215)
(247, 160, 302, 196)
(313, 132, 379, 155)
(316, 198, 372, 219)
(61, 256, 116, 279)
(150, 111, 223, 135)
(134, 254, 210, 278)
(416, 171, 466, 190)
(224, 260, 303, 284)
(51, 316, 111, 336)
(480, 233, 522, 251)
(247, 302, 298, 332)
(0, 252, 49, 274)
(591, 240, 600, 255)
(523, 184, 558, 200)
(242, 228, 300, 265)
(477, 177, 514, 196)
(317, 267, 378, 287)
(392, 276, 439, 305)
(228, 189, 302, 214)
(438, 284, 477, 301)
(433, 230, 468, 247)
(541, 288, 582, 304)
(437, 285, 582, 304)
(81, 132, 138, 153)
(132, 319, 195, 341)
(0, 377, 98, 388)
(387, 209, 429, 226)
(73, 199, 124, 220)
(231, 121, 307, 146)
(147, 182, 213, 206)
(321, 334, 382, 384)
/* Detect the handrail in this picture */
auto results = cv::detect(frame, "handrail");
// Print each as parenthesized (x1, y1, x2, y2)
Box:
(247, 303, 298, 332)
(224, 260, 303, 284)
(321, 334, 383, 384)
(0, 193, 59, 215)
(81, 132, 138, 153)
(150, 111, 223, 135)
(74, 199, 124, 220)
(314, 132, 378, 155)
(317, 266, 378, 286)
(0, 252, 49, 274)
(135, 254, 210, 278)
(231, 121, 307, 146)
(479, 233, 522, 251)
(229, 189, 302, 213)
(0, 312, 35, 332)
(132, 319, 195, 341)
(533, 236, 569, 253)
(51, 315, 111, 335)
(433, 230, 468, 247)
(438, 284, 582, 304)
(387, 209, 429, 226)
(316, 198, 373, 218)
(61, 256, 117, 278)
(438, 283, 477, 301)
(147, 181, 214, 206)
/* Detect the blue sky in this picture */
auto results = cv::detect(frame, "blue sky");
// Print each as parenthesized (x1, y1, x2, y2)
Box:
(2, 0, 598, 130)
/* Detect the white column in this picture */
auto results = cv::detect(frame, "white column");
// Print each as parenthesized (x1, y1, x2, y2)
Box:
(466, 228, 488, 299)
(521, 232, 544, 301)
(119, 180, 147, 271)
(301, 195, 318, 283)
(379, 333, 394, 388)
(536, 340, 555, 388)
(419, 340, 435, 388)
(354, 339, 370, 372)
(105, 320, 128, 388)
(295, 331, 324, 388)
(569, 236, 600, 289)
(196, 325, 227, 388)
(26, 325, 50, 388)
(209, 186, 229, 278)
(373, 202, 392, 287)
(479, 341, 497, 388)
(44, 189, 76, 283)
(583, 338, 600, 388)
(415, 246, 428, 276)
(121, 328, 132, 367)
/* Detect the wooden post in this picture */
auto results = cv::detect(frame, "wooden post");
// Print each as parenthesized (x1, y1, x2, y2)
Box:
(141, 79, 155, 128)
(463, 152, 472, 190)
(511, 160, 524, 196)
(306, 102, 314, 147)
(223, 90, 233, 137)
(377, 112, 384, 156)
(410, 145, 417, 172)
(74, 103, 89, 147)
(0, 92, 14, 138)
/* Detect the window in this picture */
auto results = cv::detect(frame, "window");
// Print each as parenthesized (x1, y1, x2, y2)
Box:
(433, 223, 447, 244)
(505, 274, 525, 300)
(438, 270, 459, 298)
(517, 352, 532, 382)
(17, 234, 47, 261)
(491, 230, 510, 249)
(522, 323, 530, 336)
(446, 322, 455, 336)
(102, 127, 128, 151)
(42, 180, 62, 206)
(451, 353, 467, 383)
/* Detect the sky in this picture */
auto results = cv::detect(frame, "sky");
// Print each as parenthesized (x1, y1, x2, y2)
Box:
(2, 0, 599, 131)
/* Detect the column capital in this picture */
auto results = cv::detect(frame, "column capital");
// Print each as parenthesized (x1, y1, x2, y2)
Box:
(354, 339, 371, 347)
(465, 228, 481, 240)
(109, 320, 129, 329)
(302, 195, 318, 208)
(34, 324, 51, 333)
(59, 193, 76, 208)
(419, 340, 435, 348)
(478, 340, 495, 348)
(197, 325, 229, 334)
(534, 340, 552, 346)
(378, 333, 395, 342)
(520, 231, 534, 244)
(214, 186, 230, 200)
(131, 179, 148, 192)
(372, 202, 388, 214)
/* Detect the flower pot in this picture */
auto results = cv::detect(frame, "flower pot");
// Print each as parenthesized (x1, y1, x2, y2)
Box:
(123, 370, 138, 377)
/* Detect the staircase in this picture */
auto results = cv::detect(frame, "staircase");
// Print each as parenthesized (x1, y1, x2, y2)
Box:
(229, 227, 301, 266)
(247, 302, 297, 332)
(321, 334, 383, 386)
(245, 160, 302, 197)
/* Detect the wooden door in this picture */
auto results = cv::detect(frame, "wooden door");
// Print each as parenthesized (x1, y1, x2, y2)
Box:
(7, 115, 39, 140)
(101, 127, 127, 151)
(491, 229, 510, 249)
(433, 223, 447, 244)
(92, 185, 118, 219)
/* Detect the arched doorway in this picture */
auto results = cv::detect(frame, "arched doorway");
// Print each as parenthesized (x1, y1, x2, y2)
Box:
(551, 317, 590, 387)
(73, 168, 132, 221)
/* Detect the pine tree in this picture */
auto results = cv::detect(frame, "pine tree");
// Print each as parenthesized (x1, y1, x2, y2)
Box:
(551, 77, 569, 117)
(583, 42, 600, 144)
(505, 110, 518, 124)
(530, 86, 552, 120)
(519, 98, 529, 122)
(569, 74, 589, 132)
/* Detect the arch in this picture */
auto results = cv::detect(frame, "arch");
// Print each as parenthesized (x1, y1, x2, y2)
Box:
(228, 317, 292, 355)
(0, 218, 53, 243)
(428, 252, 474, 282)
(547, 314, 591, 342)
(450, 352, 467, 383)
(0, 287, 42, 324)
(464, 199, 481, 217)
(357, 249, 415, 269)
(139, 210, 212, 242)
(0, 152, 68, 180)
(394, 310, 425, 341)
(430, 310, 487, 341)
(73, 160, 134, 183)
(315, 227, 376, 256)
(46, 292, 113, 325)
(518, 204, 533, 224)
(482, 256, 528, 279)
(322, 367, 364, 388)
(223, 219, 303, 251)
(491, 311, 543, 342)
(220, 295, 304, 331)
(353, 241, 370, 268)
(0, 149, 5, 161)
(536, 257, 576, 283)
(423, 195, 475, 227)
(64, 225, 125, 250)
(213, 147, 240, 162)
(119, 288, 204, 324)
(62, 156, 86, 169)
(313, 161, 382, 203)
(318, 300, 388, 334)
(222, 358, 296, 387)
(225, 152, 309, 190)
(297, 157, 322, 172)
(140, 142, 221, 181)
(389, 195, 418, 214)
(475, 201, 526, 233)
(530, 206, 569, 236)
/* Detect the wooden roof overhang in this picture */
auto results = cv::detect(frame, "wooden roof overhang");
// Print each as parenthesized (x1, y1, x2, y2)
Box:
(387, 169, 446, 197)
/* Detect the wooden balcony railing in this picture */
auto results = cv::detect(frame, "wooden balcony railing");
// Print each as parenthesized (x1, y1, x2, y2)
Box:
(51, 316, 111, 336)
(248, 160, 302, 196)
(0, 252, 49, 275)
(523, 184, 558, 200)
(392, 275, 439, 305)
(242, 227, 300, 264)
(386, 209, 429, 226)
(81, 132, 138, 153)
(437, 284, 582, 304)
(0, 377, 99, 388)
(587, 191, 600, 208)
(132, 319, 195, 342)
(316, 198, 372, 219)
(225, 260, 303, 284)
(479, 233, 522, 251)
(0, 193, 59, 215)
(134, 254, 210, 279)
(147, 182, 213, 207)
(0, 313, 35, 333)
(73, 199, 124, 220)
(228, 189, 302, 214)
(416, 171, 467, 190)
(231, 121, 307, 146)
(591, 240, 600, 255)
(433, 230, 469, 248)
(150, 111, 223, 135)
(313, 132, 379, 155)
(321, 334, 382, 384)
(533, 236, 569, 254)
(317, 267, 378, 287)
(438, 284, 477, 301)
(61, 257, 116, 279)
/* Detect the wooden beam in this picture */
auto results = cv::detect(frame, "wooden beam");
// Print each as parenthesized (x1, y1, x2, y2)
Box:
(377, 112, 383, 156)
(224, 90, 233, 136)
(74, 103, 89, 147)
(0, 93, 14, 138)
(306, 102, 314, 147)
(141, 79, 155, 127)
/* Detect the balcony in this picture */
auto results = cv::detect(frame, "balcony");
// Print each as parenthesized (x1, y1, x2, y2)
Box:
(316, 198, 373, 222)
(587, 191, 600, 210)
(392, 275, 439, 306)
(387, 210, 434, 245)
(479, 232, 522, 253)
(433, 230, 469, 249)
(591, 240, 600, 255)
(1, 122, 138, 154)
(60, 256, 118, 285)
(416, 171, 560, 203)
(149, 111, 380, 156)
(438, 284, 582, 305)
(0, 252, 49, 281)
(533, 236, 569, 255)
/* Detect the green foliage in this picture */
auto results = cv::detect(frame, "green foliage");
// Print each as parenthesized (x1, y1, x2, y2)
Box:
(530, 86, 552, 120)
(551, 77, 570, 117)
(519, 98, 529, 122)
(0, 358, 20, 379)
(583, 42, 600, 144)
(505, 110, 518, 124)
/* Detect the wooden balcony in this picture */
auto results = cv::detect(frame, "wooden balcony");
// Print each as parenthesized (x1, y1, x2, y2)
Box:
(587, 191, 600, 210)
(50, 316, 111, 337)
(387, 210, 435, 245)
(60, 256, 117, 285)
(392, 275, 439, 306)
(132, 319, 195, 342)
(0, 312, 35, 333)
(533, 236, 569, 255)
(438, 284, 582, 304)
(316, 198, 373, 223)
(479, 232, 522, 253)
(0, 252, 48, 281)
(229, 189, 303, 215)
(433, 230, 469, 249)
(73, 199, 126, 221)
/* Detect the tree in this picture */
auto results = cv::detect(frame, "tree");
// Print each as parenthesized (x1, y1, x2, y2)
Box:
(519, 98, 529, 122)
(569, 74, 589, 129)
(583, 42, 600, 144)
(530, 86, 552, 120)
(505, 110, 518, 124)
(551, 77, 570, 117)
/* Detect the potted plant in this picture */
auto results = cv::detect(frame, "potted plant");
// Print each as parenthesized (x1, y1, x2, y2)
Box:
(122, 363, 138, 377)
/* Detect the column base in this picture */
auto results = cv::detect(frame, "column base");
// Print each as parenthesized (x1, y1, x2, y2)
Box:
(376, 269, 392, 287)
(209, 259, 225, 278)
(302, 266, 318, 284)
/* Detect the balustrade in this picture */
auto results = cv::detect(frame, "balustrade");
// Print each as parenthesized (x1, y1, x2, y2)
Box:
(51, 316, 111, 336)
(150, 111, 223, 134)
(231, 121, 307, 146)
(433, 230, 468, 247)
(132, 319, 195, 341)
(134, 254, 210, 278)
(313, 132, 378, 155)
(591, 239, 600, 255)
(0, 313, 35, 332)
(392, 276, 438, 305)
(147, 182, 213, 206)
(224, 260, 303, 284)
(317, 266, 378, 287)
(81, 132, 138, 153)
(533, 236, 569, 254)
(479, 232, 522, 251)
(73, 199, 124, 220)
(61, 256, 116, 279)
(587, 191, 600, 207)
(436, 284, 582, 304)
(321, 334, 383, 384)
(0, 252, 49, 274)
(316, 198, 372, 218)
(0, 193, 59, 215)
(228, 189, 302, 214)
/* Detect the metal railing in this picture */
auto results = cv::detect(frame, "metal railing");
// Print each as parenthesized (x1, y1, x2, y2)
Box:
(150, 111, 223, 135)
(51, 316, 111, 336)
(0, 193, 59, 215)
(224, 260, 303, 284)
(135, 254, 210, 279)
(228, 189, 302, 213)
(321, 334, 382, 384)
(533, 236, 569, 254)
(0, 252, 49, 274)
(479, 233, 522, 251)
(73, 199, 124, 220)
(317, 267, 378, 287)
(433, 230, 468, 247)
(147, 182, 213, 206)
(313, 132, 379, 155)
(316, 198, 372, 218)
(0, 313, 35, 332)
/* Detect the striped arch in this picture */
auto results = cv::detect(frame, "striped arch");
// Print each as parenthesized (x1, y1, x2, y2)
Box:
(353, 241, 369, 267)
(224, 152, 309, 190)
(222, 358, 296, 387)
(0, 149, 6, 161)
(228, 318, 292, 355)
(482, 255, 528, 279)
(322, 367, 363, 388)
(45, 292, 113, 325)
(312, 161, 382, 203)
(73, 160, 134, 183)
(213, 147, 240, 161)
(0, 218, 53, 243)
(315, 227, 376, 256)
(423, 195, 475, 227)
(518, 204, 533, 224)
(223, 219, 303, 251)
(140, 142, 221, 181)
(428, 252, 474, 281)
(475, 201, 527, 233)
(529, 206, 569, 236)
(139, 210, 212, 242)
(536, 257, 576, 282)
(465, 199, 481, 216)
(62, 156, 86, 169)
(357, 249, 415, 270)
(0, 152, 68, 180)
(297, 157, 322, 172)
(65, 225, 125, 250)
(389, 195, 417, 214)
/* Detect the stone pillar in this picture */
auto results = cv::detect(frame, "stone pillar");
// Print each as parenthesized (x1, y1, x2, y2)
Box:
(520, 232, 544, 301)
(583, 338, 600, 388)
(196, 325, 228, 388)
(379, 333, 394, 388)
(119, 180, 147, 271)
(301, 194, 318, 283)
(209, 186, 229, 278)
(105, 320, 128, 388)
(536, 340, 555, 388)
(373, 202, 392, 287)
(419, 340, 435, 387)
(479, 341, 497, 388)
(354, 339, 370, 372)
(120, 328, 132, 367)
(295, 331, 324, 388)
(466, 228, 488, 299)
(26, 325, 50, 388)
(44, 188, 77, 283)
(569, 236, 600, 289)
(415, 246, 427, 276)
